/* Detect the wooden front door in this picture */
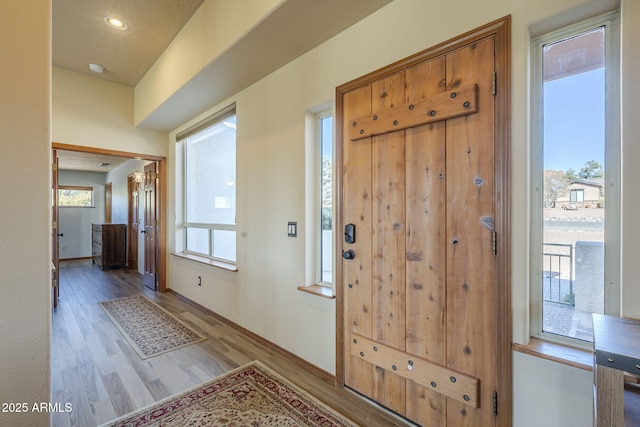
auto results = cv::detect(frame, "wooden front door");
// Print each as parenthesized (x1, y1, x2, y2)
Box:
(128, 175, 139, 270)
(338, 18, 511, 426)
(143, 162, 157, 290)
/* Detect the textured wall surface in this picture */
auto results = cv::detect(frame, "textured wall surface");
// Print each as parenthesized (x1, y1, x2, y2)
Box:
(58, 171, 106, 259)
(0, 1, 52, 426)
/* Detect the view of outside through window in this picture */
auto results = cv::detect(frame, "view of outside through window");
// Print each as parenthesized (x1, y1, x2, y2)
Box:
(320, 115, 333, 283)
(58, 186, 93, 207)
(184, 115, 236, 262)
(542, 28, 605, 341)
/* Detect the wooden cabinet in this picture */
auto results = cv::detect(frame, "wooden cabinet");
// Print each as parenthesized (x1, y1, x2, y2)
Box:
(92, 224, 126, 270)
(592, 314, 640, 427)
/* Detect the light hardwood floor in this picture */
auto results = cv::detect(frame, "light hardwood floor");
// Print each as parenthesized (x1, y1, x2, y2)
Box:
(51, 259, 413, 427)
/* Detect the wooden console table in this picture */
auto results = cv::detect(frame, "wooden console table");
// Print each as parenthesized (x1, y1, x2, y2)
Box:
(592, 313, 640, 426)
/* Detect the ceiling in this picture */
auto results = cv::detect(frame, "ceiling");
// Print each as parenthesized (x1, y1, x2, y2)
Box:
(56, 150, 129, 173)
(52, 0, 393, 171)
(134, 0, 394, 131)
(53, 0, 205, 87)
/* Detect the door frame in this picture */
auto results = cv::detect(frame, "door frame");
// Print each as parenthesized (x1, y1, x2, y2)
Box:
(51, 142, 168, 292)
(334, 15, 511, 423)
(52, 149, 60, 309)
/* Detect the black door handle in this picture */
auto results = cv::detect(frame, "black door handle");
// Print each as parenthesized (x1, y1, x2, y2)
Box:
(141, 230, 147, 234)
(57, 233, 64, 237)
(342, 250, 355, 260)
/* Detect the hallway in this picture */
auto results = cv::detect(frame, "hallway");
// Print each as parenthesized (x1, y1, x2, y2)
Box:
(51, 259, 410, 426)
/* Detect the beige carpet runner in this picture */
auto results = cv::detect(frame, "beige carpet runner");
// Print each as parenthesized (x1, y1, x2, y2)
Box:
(100, 361, 357, 426)
(98, 294, 206, 359)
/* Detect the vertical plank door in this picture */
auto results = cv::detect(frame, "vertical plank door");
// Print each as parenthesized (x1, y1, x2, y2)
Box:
(339, 18, 511, 427)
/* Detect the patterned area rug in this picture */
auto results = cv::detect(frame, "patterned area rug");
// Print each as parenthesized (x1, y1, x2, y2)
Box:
(98, 295, 206, 359)
(100, 361, 357, 427)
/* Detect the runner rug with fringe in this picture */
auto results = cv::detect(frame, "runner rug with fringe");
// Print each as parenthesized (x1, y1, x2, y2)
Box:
(98, 294, 206, 359)
(99, 361, 357, 426)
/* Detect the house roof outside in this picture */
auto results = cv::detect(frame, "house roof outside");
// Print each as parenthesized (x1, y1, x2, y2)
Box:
(568, 178, 604, 187)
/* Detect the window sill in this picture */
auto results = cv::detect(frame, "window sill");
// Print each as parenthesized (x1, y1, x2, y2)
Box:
(513, 337, 592, 371)
(171, 252, 238, 272)
(297, 284, 335, 299)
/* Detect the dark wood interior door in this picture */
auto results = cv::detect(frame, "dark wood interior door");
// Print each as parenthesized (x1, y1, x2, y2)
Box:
(128, 176, 139, 270)
(52, 149, 60, 309)
(105, 182, 112, 223)
(143, 162, 157, 290)
(340, 20, 510, 426)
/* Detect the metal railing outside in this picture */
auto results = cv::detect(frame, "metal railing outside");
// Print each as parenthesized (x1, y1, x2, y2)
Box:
(543, 243, 574, 306)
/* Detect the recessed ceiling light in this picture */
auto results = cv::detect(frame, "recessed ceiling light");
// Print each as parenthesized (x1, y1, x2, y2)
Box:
(104, 16, 128, 30)
(88, 63, 104, 73)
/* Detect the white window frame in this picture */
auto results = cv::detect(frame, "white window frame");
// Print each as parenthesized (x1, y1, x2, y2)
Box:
(530, 12, 620, 348)
(570, 189, 585, 202)
(179, 106, 237, 264)
(318, 110, 334, 286)
(304, 106, 334, 290)
(58, 185, 94, 208)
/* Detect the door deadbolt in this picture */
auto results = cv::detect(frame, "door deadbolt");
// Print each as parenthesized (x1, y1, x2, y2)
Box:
(344, 223, 356, 244)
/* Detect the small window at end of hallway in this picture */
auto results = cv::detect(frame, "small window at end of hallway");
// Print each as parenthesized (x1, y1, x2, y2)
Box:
(530, 12, 620, 347)
(58, 186, 94, 207)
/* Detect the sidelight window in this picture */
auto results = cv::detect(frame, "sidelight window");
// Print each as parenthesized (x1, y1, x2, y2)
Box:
(319, 113, 333, 284)
(530, 12, 620, 346)
(304, 108, 334, 289)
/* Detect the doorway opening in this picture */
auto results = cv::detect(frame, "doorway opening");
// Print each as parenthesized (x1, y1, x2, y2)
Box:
(51, 142, 167, 302)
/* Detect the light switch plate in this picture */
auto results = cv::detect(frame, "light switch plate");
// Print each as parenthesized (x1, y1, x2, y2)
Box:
(288, 222, 297, 237)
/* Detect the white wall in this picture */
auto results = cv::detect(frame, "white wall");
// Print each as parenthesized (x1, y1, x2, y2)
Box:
(621, 0, 640, 319)
(513, 352, 594, 427)
(134, 0, 282, 126)
(154, 0, 635, 426)
(106, 159, 147, 273)
(58, 170, 106, 259)
(52, 67, 168, 157)
(0, 1, 51, 426)
(106, 159, 144, 225)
